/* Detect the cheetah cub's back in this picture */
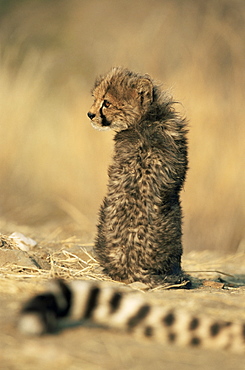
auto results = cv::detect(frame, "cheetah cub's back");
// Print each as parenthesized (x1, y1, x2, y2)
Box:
(87, 67, 189, 287)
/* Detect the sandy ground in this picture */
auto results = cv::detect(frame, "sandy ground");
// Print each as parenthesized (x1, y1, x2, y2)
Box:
(0, 227, 244, 370)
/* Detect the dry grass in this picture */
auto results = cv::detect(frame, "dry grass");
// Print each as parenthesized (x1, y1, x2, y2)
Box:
(0, 0, 244, 254)
(0, 232, 102, 281)
(1, 230, 244, 296)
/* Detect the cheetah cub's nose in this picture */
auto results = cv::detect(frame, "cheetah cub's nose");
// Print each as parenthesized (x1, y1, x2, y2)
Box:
(87, 112, 96, 120)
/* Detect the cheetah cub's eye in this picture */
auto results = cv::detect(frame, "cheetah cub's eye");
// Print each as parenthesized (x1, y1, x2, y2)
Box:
(103, 100, 111, 108)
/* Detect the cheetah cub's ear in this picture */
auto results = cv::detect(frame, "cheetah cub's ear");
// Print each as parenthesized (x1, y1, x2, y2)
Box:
(136, 76, 154, 110)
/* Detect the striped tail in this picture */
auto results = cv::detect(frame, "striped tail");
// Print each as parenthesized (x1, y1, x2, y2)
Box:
(18, 279, 245, 353)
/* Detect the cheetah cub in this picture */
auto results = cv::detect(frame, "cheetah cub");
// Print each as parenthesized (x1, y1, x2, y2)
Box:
(87, 67, 189, 287)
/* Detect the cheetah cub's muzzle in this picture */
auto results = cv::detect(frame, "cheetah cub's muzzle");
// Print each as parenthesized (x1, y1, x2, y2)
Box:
(87, 107, 112, 131)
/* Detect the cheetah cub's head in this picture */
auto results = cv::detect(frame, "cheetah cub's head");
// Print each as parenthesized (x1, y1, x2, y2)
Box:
(87, 67, 154, 132)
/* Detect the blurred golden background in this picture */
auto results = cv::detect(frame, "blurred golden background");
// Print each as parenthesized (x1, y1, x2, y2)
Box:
(0, 0, 244, 254)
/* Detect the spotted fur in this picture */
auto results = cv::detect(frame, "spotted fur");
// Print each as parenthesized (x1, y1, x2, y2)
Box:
(19, 280, 245, 353)
(87, 67, 189, 287)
